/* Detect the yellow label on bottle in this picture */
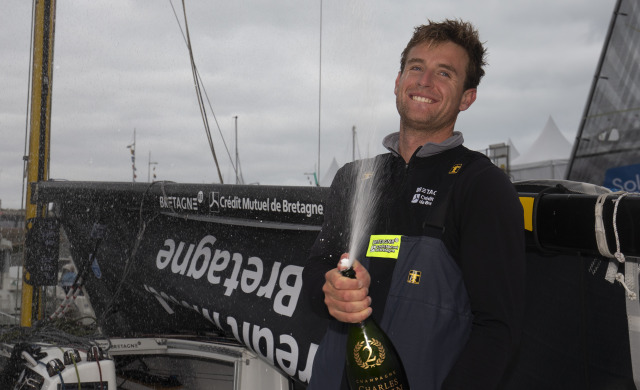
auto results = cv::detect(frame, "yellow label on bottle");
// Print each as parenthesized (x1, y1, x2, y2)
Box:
(366, 235, 401, 259)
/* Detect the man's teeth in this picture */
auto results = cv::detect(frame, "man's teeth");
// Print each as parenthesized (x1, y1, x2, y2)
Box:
(412, 96, 433, 103)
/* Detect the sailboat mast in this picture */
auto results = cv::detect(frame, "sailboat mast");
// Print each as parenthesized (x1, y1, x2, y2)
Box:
(352, 126, 356, 162)
(22, 0, 57, 327)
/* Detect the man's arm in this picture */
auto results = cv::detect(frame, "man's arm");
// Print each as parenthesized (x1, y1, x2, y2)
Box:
(302, 163, 372, 322)
(442, 162, 526, 389)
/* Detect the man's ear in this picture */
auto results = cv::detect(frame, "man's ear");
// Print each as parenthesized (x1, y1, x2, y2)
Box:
(459, 88, 477, 111)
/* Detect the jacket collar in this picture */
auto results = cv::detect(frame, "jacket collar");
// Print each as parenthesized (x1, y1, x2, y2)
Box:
(382, 131, 464, 158)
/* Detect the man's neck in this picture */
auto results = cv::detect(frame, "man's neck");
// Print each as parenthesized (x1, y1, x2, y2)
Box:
(397, 127, 454, 162)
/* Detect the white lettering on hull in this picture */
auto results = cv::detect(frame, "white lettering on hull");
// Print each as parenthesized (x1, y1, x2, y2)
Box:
(155, 235, 302, 317)
(143, 284, 318, 384)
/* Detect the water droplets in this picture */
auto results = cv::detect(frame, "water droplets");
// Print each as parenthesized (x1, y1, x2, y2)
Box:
(346, 157, 384, 267)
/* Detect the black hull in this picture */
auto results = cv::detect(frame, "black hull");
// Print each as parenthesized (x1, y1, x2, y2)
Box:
(32, 180, 638, 388)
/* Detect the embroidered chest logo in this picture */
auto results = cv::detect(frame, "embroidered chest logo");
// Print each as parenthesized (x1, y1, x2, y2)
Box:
(411, 187, 437, 206)
(449, 163, 463, 174)
(407, 270, 421, 285)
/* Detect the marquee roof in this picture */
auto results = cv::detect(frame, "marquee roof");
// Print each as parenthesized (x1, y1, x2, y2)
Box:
(512, 116, 573, 166)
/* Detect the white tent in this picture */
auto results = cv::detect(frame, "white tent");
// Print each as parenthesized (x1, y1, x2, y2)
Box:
(510, 116, 573, 181)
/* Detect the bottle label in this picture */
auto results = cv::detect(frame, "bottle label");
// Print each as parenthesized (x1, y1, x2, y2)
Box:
(354, 375, 404, 389)
(353, 337, 386, 369)
(366, 235, 401, 259)
(348, 330, 410, 388)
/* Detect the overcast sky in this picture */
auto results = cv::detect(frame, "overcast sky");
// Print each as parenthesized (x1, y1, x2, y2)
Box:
(0, 0, 616, 209)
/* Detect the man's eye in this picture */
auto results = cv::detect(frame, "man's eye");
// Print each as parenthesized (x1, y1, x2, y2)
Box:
(439, 71, 451, 78)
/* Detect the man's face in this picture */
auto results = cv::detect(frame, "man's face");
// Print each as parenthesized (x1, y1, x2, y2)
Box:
(394, 41, 476, 135)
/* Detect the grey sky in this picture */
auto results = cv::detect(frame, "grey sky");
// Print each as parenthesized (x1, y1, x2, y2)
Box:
(0, 0, 616, 209)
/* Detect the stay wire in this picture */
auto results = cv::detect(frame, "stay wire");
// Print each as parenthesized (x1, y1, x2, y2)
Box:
(168, 0, 238, 178)
(177, 0, 224, 183)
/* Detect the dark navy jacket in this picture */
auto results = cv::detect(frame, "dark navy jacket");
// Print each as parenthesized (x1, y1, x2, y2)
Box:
(302, 133, 526, 389)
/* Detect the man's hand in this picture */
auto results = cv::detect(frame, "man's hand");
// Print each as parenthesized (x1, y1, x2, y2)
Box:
(322, 255, 372, 323)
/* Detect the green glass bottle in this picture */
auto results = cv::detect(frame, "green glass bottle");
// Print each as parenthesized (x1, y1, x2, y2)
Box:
(341, 267, 411, 390)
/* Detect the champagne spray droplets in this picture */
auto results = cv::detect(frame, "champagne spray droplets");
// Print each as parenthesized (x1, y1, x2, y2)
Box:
(345, 157, 385, 267)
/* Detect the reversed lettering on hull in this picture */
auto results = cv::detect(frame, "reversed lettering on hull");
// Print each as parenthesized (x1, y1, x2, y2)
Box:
(143, 284, 318, 384)
(155, 235, 302, 317)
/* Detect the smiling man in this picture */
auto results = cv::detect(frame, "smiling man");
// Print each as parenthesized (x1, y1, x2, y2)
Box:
(395, 40, 477, 153)
(303, 19, 525, 389)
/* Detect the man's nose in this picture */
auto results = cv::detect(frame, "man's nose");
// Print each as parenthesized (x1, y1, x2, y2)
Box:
(417, 71, 433, 87)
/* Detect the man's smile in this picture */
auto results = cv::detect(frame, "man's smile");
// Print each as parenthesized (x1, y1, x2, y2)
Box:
(411, 95, 434, 104)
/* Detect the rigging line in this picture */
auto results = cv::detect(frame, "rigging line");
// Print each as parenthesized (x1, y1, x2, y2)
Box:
(176, 6, 212, 156)
(317, 0, 323, 183)
(197, 69, 237, 173)
(180, 0, 224, 183)
(169, 0, 237, 177)
(21, 0, 37, 210)
(169, 1, 237, 174)
(188, 47, 222, 183)
(236, 156, 245, 184)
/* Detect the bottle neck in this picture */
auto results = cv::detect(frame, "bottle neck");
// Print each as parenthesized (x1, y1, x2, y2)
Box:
(340, 267, 356, 279)
(342, 267, 373, 327)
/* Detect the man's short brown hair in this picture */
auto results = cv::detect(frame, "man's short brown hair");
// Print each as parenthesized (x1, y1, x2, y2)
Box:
(400, 19, 487, 91)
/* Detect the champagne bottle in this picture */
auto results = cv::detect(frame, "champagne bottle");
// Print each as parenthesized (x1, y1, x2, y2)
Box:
(341, 266, 411, 390)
